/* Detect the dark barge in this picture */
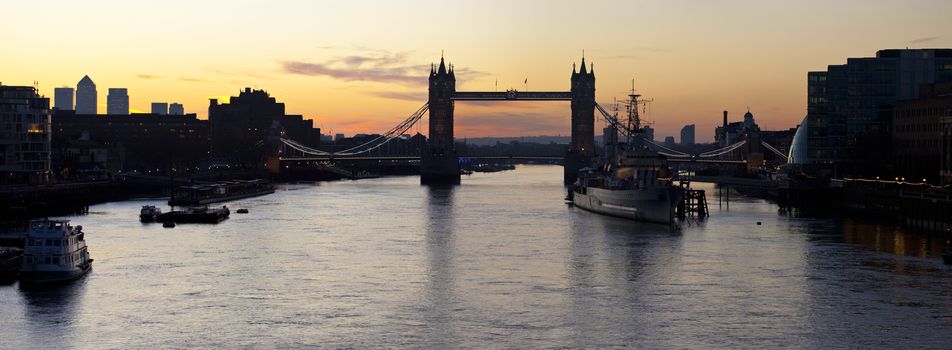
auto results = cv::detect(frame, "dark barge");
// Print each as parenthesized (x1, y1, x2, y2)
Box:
(168, 179, 274, 206)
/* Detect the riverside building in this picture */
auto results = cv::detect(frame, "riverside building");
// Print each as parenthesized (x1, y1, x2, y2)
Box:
(0, 84, 51, 184)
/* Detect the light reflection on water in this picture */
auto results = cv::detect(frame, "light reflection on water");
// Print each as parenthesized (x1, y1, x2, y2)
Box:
(0, 165, 950, 348)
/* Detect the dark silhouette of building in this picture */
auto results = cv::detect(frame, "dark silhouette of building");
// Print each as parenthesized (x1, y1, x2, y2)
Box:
(715, 110, 756, 147)
(75, 75, 97, 115)
(51, 110, 209, 176)
(54, 87, 74, 111)
(209, 88, 321, 165)
(0, 83, 51, 184)
(806, 49, 952, 177)
(643, 125, 654, 141)
(107, 88, 128, 115)
(893, 82, 952, 184)
(169, 103, 184, 116)
(680, 124, 695, 145)
(151, 102, 168, 115)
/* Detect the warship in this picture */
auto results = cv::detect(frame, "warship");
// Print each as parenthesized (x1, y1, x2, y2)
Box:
(569, 85, 683, 225)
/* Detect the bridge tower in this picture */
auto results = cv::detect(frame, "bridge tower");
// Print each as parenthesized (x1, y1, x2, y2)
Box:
(566, 57, 596, 183)
(421, 57, 461, 184)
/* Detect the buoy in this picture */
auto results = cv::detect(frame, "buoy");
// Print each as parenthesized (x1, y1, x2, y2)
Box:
(236, 208, 249, 214)
(756, 222, 762, 225)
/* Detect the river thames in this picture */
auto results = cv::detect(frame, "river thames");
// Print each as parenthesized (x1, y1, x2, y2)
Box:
(1, 165, 950, 348)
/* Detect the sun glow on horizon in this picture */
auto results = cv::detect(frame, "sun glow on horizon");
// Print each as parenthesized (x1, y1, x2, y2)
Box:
(3, 0, 951, 141)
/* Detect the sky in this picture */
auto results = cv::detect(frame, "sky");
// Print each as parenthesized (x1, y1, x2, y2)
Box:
(2, 0, 952, 142)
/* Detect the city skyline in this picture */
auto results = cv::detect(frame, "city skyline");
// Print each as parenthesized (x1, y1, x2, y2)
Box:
(3, 0, 952, 141)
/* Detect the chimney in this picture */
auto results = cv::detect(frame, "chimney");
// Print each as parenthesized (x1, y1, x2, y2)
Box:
(723, 110, 728, 128)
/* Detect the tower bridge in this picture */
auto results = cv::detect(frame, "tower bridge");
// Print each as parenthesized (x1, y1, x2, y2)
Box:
(422, 56, 595, 184)
(277, 55, 789, 184)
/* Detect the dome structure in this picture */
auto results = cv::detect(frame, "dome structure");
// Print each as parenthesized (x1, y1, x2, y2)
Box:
(787, 116, 809, 164)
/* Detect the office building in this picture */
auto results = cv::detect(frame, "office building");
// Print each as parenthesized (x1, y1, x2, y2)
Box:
(0, 84, 51, 184)
(107, 88, 129, 115)
(75, 75, 97, 115)
(806, 49, 952, 177)
(169, 103, 184, 116)
(335, 133, 345, 141)
(151, 102, 168, 115)
(892, 82, 952, 184)
(664, 136, 675, 146)
(680, 124, 695, 146)
(54, 87, 74, 111)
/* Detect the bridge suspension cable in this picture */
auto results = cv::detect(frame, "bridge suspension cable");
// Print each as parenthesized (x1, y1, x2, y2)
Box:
(281, 103, 429, 157)
(594, 103, 633, 138)
(698, 140, 747, 158)
(760, 141, 789, 162)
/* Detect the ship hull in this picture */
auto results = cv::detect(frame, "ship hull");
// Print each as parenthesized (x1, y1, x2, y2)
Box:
(572, 186, 682, 225)
(19, 265, 91, 286)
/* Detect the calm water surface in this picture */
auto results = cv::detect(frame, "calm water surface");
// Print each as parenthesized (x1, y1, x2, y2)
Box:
(1, 165, 951, 349)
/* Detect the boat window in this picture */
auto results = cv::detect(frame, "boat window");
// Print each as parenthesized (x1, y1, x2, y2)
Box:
(53, 239, 61, 247)
(44, 257, 52, 264)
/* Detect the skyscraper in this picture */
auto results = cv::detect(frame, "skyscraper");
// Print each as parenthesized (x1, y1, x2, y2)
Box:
(151, 102, 168, 115)
(54, 87, 74, 111)
(169, 103, 184, 115)
(107, 88, 129, 115)
(680, 124, 695, 146)
(75, 75, 97, 114)
(643, 125, 655, 142)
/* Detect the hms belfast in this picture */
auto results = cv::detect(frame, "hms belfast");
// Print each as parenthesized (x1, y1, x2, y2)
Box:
(569, 86, 683, 225)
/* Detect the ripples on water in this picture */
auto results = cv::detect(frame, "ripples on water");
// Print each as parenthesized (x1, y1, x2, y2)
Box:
(1, 165, 950, 349)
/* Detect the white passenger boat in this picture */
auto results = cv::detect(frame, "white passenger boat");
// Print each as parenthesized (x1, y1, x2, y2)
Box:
(20, 220, 93, 285)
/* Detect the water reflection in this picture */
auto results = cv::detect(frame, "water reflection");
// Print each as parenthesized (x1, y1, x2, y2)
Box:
(842, 218, 949, 258)
(1, 166, 950, 348)
(19, 280, 87, 349)
(421, 185, 457, 347)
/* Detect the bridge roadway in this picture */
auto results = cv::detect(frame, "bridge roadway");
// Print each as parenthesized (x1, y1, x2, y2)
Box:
(280, 156, 565, 161)
(283, 156, 745, 164)
(452, 91, 572, 101)
(281, 155, 748, 164)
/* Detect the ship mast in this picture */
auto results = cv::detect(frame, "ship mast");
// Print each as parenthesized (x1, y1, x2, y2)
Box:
(625, 79, 641, 146)
(622, 79, 653, 146)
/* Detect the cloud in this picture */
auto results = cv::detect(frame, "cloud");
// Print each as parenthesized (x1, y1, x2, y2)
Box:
(137, 74, 162, 79)
(204, 67, 274, 80)
(908, 36, 939, 44)
(178, 76, 209, 83)
(281, 50, 488, 88)
(368, 91, 428, 101)
(283, 60, 427, 86)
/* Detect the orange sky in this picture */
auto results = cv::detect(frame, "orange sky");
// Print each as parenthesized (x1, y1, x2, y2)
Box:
(2, 0, 951, 142)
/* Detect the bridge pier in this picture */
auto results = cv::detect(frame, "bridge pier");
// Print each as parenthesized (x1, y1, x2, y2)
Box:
(421, 152, 460, 184)
(563, 151, 590, 184)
